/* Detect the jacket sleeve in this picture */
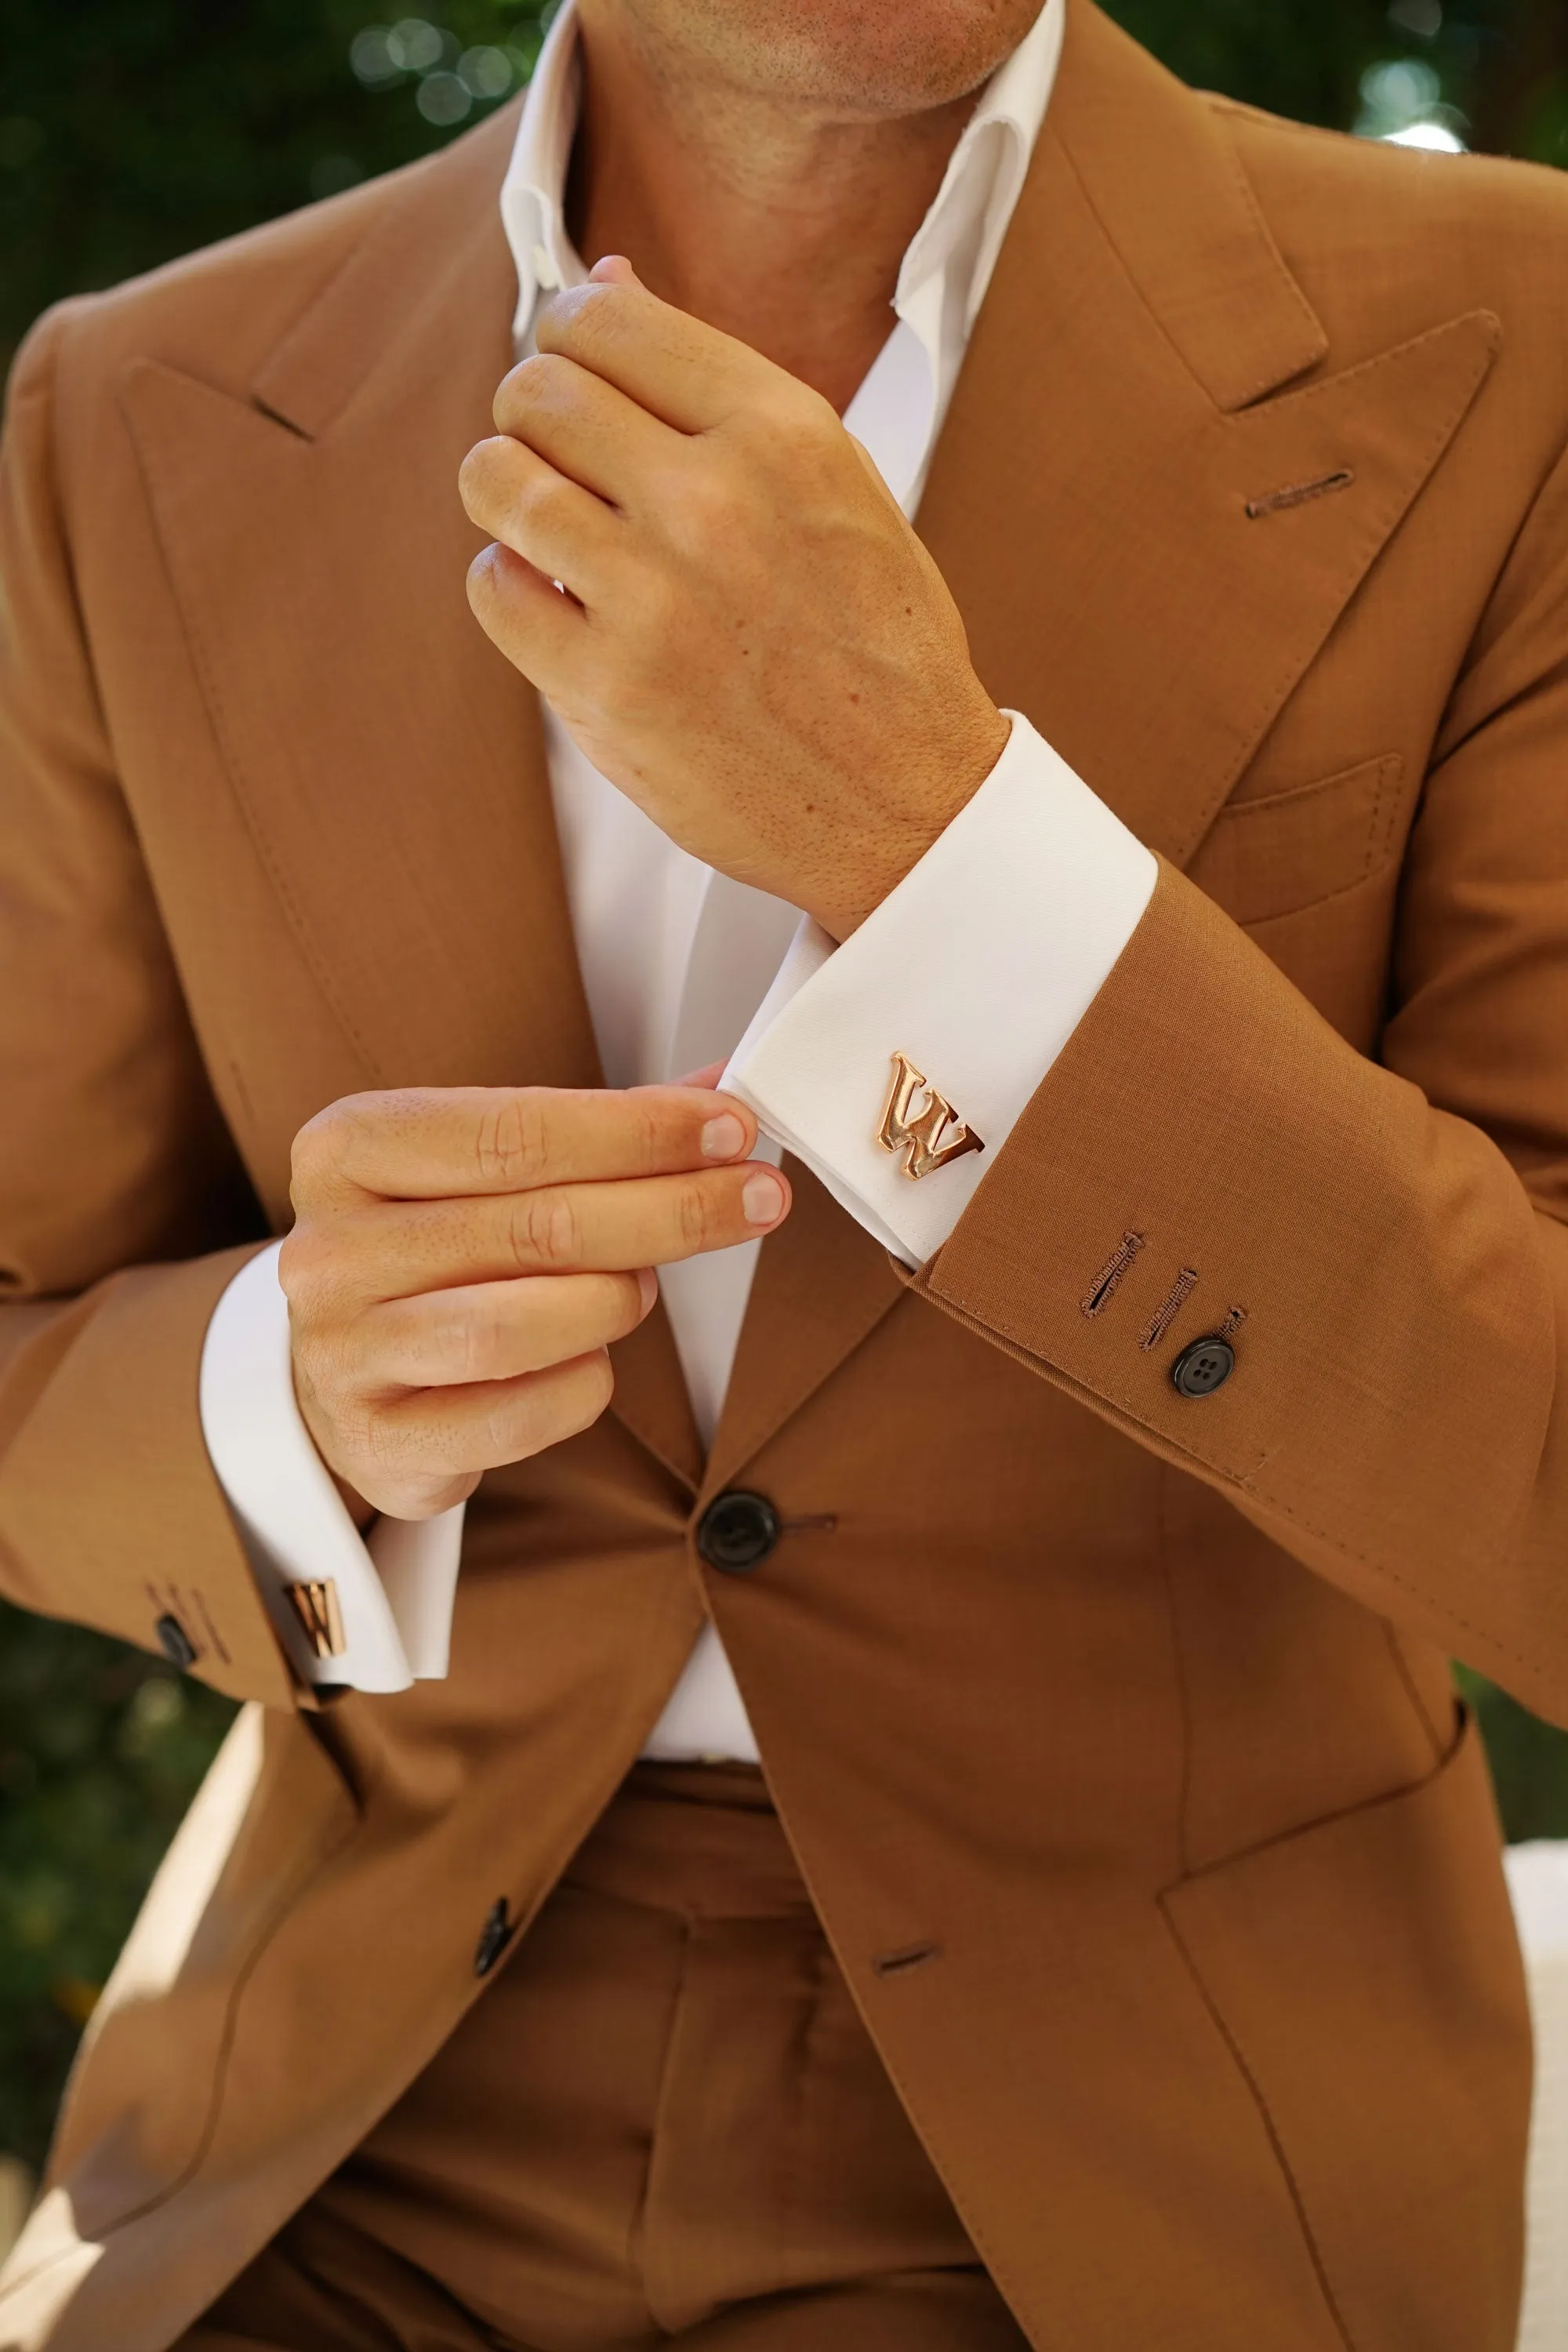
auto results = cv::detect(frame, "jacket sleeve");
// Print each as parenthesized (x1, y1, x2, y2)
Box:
(0, 305, 298, 1710)
(912, 434, 1568, 1728)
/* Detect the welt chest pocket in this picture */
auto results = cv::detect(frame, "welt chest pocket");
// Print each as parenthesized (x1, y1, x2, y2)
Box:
(1186, 754, 1405, 927)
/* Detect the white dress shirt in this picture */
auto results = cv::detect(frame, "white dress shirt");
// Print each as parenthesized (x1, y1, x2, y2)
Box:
(199, 0, 1157, 1751)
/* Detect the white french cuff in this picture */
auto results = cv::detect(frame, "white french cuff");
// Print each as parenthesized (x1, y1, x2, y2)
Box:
(720, 711, 1159, 1268)
(198, 1241, 464, 1693)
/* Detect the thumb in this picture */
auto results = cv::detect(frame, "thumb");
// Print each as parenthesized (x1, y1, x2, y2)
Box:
(589, 252, 641, 289)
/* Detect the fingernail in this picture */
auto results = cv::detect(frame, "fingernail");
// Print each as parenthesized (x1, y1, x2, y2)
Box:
(702, 1112, 747, 1161)
(637, 1267, 658, 1311)
(742, 1170, 786, 1226)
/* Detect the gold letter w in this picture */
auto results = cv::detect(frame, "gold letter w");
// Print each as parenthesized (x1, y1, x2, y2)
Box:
(877, 1054, 985, 1181)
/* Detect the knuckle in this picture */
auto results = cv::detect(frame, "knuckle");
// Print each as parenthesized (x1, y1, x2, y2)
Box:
(275, 1223, 310, 1301)
(361, 1397, 419, 1476)
(503, 1350, 615, 1462)
(492, 358, 539, 433)
(618, 1269, 651, 1334)
(593, 1270, 645, 1343)
(509, 1188, 579, 1270)
(289, 1091, 392, 1204)
(509, 466, 554, 526)
(677, 1178, 717, 1257)
(466, 541, 504, 613)
(678, 463, 738, 543)
(289, 1099, 350, 1199)
(617, 1091, 665, 1172)
(459, 1302, 511, 1385)
(546, 281, 622, 363)
(278, 1208, 368, 1323)
(495, 352, 572, 430)
(277, 1222, 338, 1321)
(458, 435, 517, 510)
(476, 1092, 548, 1189)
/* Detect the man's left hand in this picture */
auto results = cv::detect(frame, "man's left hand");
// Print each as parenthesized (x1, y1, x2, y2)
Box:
(459, 259, 1008, 939)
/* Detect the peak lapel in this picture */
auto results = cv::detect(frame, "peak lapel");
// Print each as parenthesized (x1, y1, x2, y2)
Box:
(121, 119, 701, 1479)
(122, 117, 599, 1098)
(918, 0, 1499, 872)
(715, 0, 1501, 1469)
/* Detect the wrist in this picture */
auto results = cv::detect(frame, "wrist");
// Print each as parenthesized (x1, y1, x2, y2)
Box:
(815, 702, 1011, 939)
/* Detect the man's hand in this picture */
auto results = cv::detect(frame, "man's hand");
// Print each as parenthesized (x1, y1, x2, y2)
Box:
(279, 1083, 789, 1521)
(458, 260, 1009, 940)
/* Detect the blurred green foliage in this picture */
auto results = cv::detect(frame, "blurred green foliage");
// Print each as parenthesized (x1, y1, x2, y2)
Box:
(2, 0, 1568, 2182)
(0, 1600, 235, 2171)
(0, 0, 550, 368)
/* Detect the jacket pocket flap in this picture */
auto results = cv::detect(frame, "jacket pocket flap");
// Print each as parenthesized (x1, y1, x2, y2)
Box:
(1189, 754, 1403, 926)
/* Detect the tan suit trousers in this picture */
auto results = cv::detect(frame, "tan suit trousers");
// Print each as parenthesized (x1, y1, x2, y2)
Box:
(175, 1764, 1029, 2352)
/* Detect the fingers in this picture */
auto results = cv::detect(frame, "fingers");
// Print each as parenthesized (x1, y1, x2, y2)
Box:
(459, 435, 620, 603)
(466, 539, 586, 692)
(356, 1269, 655, 1388)
(291, 1084, 760, 1213)
(285, 1082, 790, 1520)
(357, 1350, 621, 1509)
(292, 1161, 791, 1308)
(492, 351, 681, 513)
(534, 272, 783, 437)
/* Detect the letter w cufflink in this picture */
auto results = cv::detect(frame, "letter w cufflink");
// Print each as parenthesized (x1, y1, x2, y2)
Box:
(877, 1053, 984, 1181)
(286, 1579, 347, 1661)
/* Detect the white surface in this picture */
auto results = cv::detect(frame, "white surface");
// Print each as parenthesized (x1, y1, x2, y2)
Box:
(1508, 1842, 1568, 2349)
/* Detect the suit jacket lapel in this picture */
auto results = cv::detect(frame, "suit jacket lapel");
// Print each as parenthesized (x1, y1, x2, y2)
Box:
(715, 0, 1500, 1470)
(917, 0, 1499, 871)
(120, 113, 702, 1479)
(122, 114, 591, 1098)
(118, 10, 1503, 1495)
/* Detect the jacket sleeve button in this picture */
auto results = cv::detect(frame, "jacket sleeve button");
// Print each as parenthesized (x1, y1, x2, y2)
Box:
(1171, 1336, 1236, 1397)
(154, 1613, 198, 1669)
(474, 1897, 516, 1978)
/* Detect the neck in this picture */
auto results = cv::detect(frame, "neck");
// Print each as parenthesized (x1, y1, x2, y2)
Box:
(567, 5, 978, 413)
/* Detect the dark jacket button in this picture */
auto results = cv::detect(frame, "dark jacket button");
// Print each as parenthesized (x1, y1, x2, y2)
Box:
(696, 1490, 781, 1574)
(1171, 1336, 1236, 1397)
(474, 1897, 516, 1979)
(154, 1613, 197, 1669)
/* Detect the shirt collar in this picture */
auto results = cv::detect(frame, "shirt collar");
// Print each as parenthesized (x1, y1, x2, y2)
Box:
(501, 0, 1064, 350)
(894, 0, 1063, 336)
(501, 0, 589, 343)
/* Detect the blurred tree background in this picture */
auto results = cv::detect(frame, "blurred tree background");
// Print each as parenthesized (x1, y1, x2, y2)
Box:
(2, 0, 1568, 2187)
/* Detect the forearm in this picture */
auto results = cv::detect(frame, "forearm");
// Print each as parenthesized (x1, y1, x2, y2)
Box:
(913, 862, 1567, 1716)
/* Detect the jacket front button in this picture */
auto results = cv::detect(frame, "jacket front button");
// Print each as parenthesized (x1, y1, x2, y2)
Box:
(154, 1613, 197, 1669)
(1171, 1335, 1236, 1397)
(696, 1490, 781, 1575)
(474, 1897, 516, 1979)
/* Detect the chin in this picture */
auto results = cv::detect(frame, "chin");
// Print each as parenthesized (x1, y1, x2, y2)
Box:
(664, 0, 1047, 114)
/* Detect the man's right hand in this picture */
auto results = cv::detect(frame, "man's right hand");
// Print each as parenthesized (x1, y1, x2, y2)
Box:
(278, 1084, 789, 1521)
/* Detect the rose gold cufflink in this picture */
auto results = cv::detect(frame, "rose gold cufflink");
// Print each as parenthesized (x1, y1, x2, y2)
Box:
(286, 1578, 347, 1661)
(877, 1052, 984, 1181)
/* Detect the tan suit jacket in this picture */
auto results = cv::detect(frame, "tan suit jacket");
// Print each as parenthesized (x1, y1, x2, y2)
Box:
(3, 5, 1567, 2345)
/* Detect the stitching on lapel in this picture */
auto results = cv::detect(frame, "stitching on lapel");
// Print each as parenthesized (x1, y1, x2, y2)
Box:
(122, 365, 385, 1085)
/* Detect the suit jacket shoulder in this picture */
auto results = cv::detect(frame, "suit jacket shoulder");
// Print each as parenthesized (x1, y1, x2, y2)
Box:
(9, 96, 523, 439)
(1211, 93, 1568, 394)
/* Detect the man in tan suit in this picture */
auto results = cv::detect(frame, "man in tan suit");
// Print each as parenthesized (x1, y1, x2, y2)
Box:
(2, 0, 1567, 2341)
